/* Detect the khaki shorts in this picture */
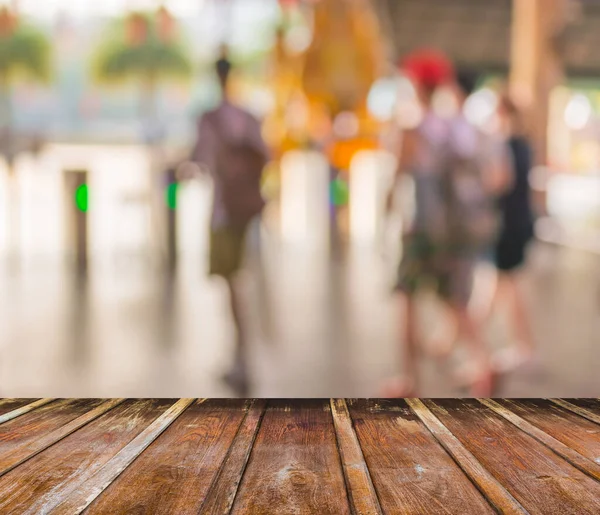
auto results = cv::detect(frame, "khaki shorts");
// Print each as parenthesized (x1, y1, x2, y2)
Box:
(209, 225, 248, 278)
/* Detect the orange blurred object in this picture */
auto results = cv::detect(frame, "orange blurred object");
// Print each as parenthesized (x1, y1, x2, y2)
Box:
(328, 136, 379, 171)
(126, 13, 148, 47)
(302, 0, 384, 114)
(156, 6, 175, 43)
(0, 6, 17, 38)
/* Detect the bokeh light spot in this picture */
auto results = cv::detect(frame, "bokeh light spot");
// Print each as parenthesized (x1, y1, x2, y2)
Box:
(75, 184, 88, 212)
(166, 182, 178, 210)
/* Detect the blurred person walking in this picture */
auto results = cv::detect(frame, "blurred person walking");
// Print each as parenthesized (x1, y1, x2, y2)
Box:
(188, 51, 269, 395)
(382, 54, 509, 397)
(426, 69, 514, 373)
(487, 94, 537, 373)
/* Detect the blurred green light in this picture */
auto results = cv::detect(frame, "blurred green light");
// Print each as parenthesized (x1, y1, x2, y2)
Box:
(166, 183, 178, 210)
(330, 178, 349, 207)
(75, 184, 88, 212)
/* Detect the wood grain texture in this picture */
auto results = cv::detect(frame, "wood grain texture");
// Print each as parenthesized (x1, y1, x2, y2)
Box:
(348, 399, 496, 515)
(0, 399, 122, 478)
(497, 399, 600, 468)
(0, 399, 40, 417)
(0, 398, 599, 513)
(86, 399, 249, 515)
(550, 399, 600, 426)
(562, 399, 600, 412)
(428, 399, 600, 515)
(198, 399, 267, 515)
(0, 399, 54, 425)
(405, 399, 526, 515)
(50, 398, 195, 515)
(330, 399, 382, 515)
(480, 399, 600, 481)
(0, 399, 174, 515)
(0, 399, 104, 459)
(230, 400, 352, 515)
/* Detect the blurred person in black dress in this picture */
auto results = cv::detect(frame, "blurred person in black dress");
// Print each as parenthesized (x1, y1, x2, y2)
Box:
(488, 94, 537, 373)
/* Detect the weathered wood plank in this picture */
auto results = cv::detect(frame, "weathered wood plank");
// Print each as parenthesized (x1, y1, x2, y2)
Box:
(0, 398, 597, 513)
(406, 398, 526, 514)
(480, 399, 600, 481)
(0, 399, 175, 515)
(550, 399, 600, 426)
(0, 399, 104, 459)
(0, 399, 39, 417)
(86, 399, 249, 515)
(230, 399, 351, 515)
(348, 399, 496, 514)
(0, 399, 54, 425)
(427, 399, 600, 515)
(497, 399, 600, 467)
(560, 399, 600, 417)
(198, 399, 267, 515)
(330, 399, 382, 515)
(0, 399, 123, 477)
(50, 398, 195, 515)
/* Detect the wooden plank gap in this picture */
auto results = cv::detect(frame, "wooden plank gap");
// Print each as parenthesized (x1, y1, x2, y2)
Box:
(198, 399, 267, 515)
(479, 399, 600, 482)
(0, 399, 54, 425)
(549, 399, 600, 426)
(0, 398, 125, 478)
(49, 398, 196, 515)
(330, 399, 383, 515)
(406, 399, 528, 515)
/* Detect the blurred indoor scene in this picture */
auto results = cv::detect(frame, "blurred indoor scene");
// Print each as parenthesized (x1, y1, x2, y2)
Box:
(0, 0, 598, 397)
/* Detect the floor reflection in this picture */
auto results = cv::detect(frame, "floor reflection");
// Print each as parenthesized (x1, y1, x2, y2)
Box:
(1, 146, 599, 397)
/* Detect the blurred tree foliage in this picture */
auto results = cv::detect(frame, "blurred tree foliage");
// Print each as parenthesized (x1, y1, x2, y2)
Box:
(0, 6, 51, 172)
(92, 7, 192, 142)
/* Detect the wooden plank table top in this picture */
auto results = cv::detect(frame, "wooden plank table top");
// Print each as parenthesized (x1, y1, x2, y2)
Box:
(0, 399, 598, 514)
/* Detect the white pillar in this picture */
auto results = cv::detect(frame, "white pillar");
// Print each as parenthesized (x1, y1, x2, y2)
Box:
(349, 149, 397, 246)
(280, 150, 330, 250)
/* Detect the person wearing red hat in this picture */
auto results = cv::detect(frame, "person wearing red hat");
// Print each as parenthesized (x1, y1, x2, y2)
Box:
(382, 50, 502, 397)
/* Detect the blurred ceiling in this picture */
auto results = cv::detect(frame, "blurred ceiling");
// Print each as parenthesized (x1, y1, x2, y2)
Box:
(375, 0, 600, 78)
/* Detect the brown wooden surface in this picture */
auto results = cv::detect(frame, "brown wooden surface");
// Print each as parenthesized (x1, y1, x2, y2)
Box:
(230, 399, 351, 515)
(88, 399, 248, 515)
(52, 398, 195, 515)
(496, 399, 600, 472)
(0, 399, 122, 478)
(550, 398, 600, 426)
(0, 399, 174, 515)
(348, 399, 499, 514)
(426, 399, 600, 515)
(0, 399, 104, 460)
(199, 399, 267, 515)
(562, 398, 600, 416)
(0, 399, 41, 417)
(0, 398, 53, 424)
(330, 399, 382, 515)
(0, 398, 598, 514)
(479, 398, 600, 482)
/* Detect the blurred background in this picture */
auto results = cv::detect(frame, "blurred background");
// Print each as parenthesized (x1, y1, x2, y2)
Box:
(0, 0, 598, 397)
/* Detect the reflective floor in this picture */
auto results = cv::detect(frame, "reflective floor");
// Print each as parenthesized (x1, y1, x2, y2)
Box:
(1, 146, 599, 397)
(2, 231, 599, 398)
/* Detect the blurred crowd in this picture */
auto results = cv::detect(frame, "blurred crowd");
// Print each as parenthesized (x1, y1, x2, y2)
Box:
(177, 47, 540, 397)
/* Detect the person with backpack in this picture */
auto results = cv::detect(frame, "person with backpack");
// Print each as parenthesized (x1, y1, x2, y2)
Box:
(189, 52, 269, 394)
(381, 53, 510, 397)
(430, 68, 514, 388)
